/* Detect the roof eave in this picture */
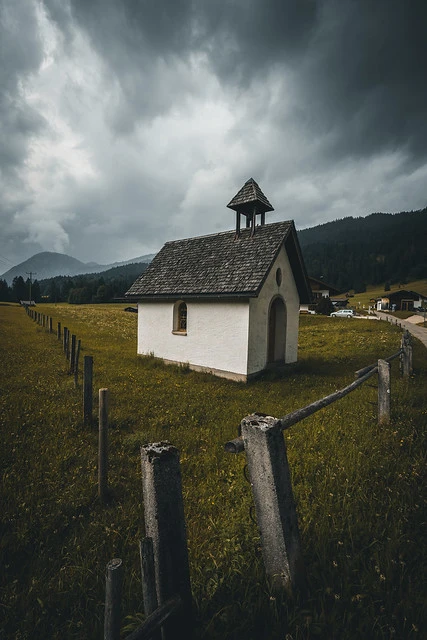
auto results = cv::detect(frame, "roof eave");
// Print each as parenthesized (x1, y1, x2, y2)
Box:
(124, 291, 257, 301)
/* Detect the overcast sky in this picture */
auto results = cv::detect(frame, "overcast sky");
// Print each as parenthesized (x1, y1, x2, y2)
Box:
(1, 0, 427, 269)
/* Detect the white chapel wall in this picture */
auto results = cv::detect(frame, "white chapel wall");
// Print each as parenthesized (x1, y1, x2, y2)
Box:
(247, 244, 300, 375)
(137, 300, 250, 376)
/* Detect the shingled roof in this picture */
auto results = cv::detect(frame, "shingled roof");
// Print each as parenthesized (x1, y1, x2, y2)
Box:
(125, 220, 311, 302)
(226, 177, 274, 214)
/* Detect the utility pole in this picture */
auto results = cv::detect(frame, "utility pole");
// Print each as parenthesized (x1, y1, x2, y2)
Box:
(26, 272, 37, 303)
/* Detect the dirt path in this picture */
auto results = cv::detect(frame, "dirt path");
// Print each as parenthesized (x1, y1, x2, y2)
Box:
(375, 311, 427, 349)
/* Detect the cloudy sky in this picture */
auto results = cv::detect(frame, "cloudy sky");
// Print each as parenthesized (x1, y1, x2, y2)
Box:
(1, 0, 427, 269)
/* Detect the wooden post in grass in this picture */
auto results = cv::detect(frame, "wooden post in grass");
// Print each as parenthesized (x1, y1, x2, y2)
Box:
(140, 443, 192, 639)
(70, 334, 76, 374)
(49, 317, 53, 334)
(63, 327, 68, 354)
(401, 331, 412, 378)
(83, 356, 93, 425)
(378, 359, 391, 425)
(57, 321, 61, 340)
(240, 414, 305, 595)
(98, 388, 109, 503)
(139, 537, 160, 637)
(74, 339, 81, 388)
(66, 329, 71, 361)
(104, 558, 123, 640)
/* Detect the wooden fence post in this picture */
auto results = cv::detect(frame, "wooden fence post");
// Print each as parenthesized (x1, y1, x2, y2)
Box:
(74, 339, 81, 388)
(140, 443, 192, 638)
(66, 329, 71, 361)
(83, 356, 93, 425)
(63, 327, 68, 354)
(378, 359, 391, 425)
(401, 331, 412, 378)
(70, 334, 76, 374)
(98, 388, 109, 503)
(139, 537, 160, 639)
(49, 317, 53, 334)
(104, 558, 123, 640)
(57, 321, 61, 340)
(240, 414, 305, 594)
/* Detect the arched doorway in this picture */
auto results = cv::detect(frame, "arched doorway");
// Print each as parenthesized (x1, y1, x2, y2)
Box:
(267, 296, 286, 363)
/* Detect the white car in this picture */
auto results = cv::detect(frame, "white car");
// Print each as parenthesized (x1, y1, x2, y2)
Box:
(330, 309, 354, 318)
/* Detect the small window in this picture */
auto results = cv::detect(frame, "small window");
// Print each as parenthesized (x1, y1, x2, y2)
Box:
(178, 302, 187, 331)
(276, 268, 282, 286)
(173, 301, 187, 334)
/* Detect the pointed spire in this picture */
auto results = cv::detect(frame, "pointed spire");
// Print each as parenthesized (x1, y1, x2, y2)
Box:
(227, 178, 274, 238)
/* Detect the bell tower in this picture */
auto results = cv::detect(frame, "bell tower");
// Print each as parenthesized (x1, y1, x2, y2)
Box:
(227, 177, 274, 238)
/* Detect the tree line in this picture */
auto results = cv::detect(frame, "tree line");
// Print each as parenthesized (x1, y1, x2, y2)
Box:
(298, 208, 427, 292)
(0, 263, 148, 304)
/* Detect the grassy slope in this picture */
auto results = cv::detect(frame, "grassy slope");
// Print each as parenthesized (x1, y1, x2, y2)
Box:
(349, 278, 427, 309)
(0, 303, 426, 639)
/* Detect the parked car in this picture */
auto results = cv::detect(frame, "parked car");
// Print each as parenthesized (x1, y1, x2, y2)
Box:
(330, 309, 354, 318)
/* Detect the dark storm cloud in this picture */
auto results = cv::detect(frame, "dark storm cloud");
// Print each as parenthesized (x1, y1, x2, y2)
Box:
(43, 0, 427, 159)
(2, 0, 427, 267)
(0, 0, 46, 173)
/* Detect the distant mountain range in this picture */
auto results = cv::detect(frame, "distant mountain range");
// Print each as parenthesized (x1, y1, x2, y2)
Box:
(0, 251, 157, 285)
(2, 206, 427, 293)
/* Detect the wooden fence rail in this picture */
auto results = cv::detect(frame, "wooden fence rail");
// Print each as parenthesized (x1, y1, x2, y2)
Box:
(224, 333, 412, 593)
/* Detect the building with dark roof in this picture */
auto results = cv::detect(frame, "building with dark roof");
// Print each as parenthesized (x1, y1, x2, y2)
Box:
(376, 289, 425, 312)
(126, 178, 311, 381)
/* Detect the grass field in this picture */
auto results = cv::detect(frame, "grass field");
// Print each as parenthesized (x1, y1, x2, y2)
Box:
(1, 303, 426, 639)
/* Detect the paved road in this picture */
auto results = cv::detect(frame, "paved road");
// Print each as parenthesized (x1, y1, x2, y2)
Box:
(374, 311, 427, 349)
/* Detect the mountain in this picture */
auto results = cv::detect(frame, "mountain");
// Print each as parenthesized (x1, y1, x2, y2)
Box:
(0, 251, 156, 285)
(297, 208, 427, 292)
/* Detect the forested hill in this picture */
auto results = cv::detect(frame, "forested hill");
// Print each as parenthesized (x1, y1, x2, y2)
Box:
(297, 208, 427, 292)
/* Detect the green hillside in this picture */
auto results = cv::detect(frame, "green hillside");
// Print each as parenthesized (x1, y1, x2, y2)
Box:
(297, 208, 427, 292)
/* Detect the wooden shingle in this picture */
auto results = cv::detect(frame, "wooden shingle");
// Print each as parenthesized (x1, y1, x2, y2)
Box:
(226, 177, 274, 214)
(125, 220, 311, 303)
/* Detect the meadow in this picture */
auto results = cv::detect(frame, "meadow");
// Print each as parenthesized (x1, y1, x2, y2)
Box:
(0, 303, 426, 639)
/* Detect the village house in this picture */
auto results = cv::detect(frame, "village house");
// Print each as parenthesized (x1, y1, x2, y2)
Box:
(376, 289, 425, 312)
(125, 178, 311, 381)
(300, 276, 344, 313)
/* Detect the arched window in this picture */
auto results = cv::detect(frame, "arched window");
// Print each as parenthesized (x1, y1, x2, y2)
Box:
(178, 302, 187, 331)
(173, 301, 187, 334)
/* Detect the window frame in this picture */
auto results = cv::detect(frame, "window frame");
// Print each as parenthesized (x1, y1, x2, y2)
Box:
(172, 300, 188, 335)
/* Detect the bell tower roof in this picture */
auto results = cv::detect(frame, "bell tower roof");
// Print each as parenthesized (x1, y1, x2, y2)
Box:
(227, 177, 274, 214)
(227, 178, 274, 238)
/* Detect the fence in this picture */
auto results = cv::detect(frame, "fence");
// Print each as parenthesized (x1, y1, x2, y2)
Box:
(24, 306, 92, 421)
(23, 306, 191, 638)
(22, 305, 414, 634)
(223, 331, 413, 593)
(104, 443, 192, 640)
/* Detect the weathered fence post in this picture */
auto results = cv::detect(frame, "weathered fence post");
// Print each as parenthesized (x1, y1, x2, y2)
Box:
(57, 321, 61, 340)
(74, 339, 81, 388)
(63, 327, 68, 354)
(98, 388, 109, 503)
(66, 329, 71, 361)
(139, 537, 161, 639)
(83, 355, 93, 425)
(401, 331, 413, 378)
(378, 359, 391, 425)
(49, 317, 53, 334)
(70, 334, 76, 374)
(140, 443, 192, 638)
(240, 414, 305, 594)
(104, 558, 123, 640)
